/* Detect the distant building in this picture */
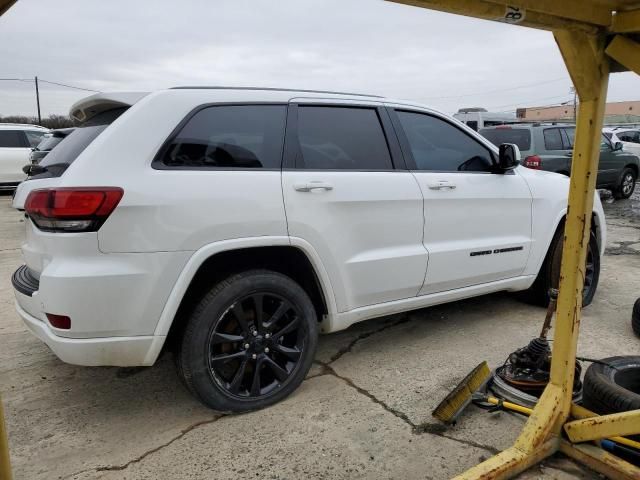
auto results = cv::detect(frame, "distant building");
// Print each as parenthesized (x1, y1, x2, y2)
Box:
(516, 100, 640, 124)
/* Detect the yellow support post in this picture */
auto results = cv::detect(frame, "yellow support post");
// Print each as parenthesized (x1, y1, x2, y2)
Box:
(0, 395, 12, 480)
(565, 410, 640, 443)
(605, 35, 640, 76)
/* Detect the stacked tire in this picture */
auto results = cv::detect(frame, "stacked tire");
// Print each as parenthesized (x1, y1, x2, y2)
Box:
(582, 356, 640, 415)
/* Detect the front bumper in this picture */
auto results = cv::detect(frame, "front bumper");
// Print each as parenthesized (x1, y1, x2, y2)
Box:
(14, 296, 164, 366)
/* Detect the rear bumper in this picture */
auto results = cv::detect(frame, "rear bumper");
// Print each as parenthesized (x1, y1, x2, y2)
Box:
(15, 297, 165, 366)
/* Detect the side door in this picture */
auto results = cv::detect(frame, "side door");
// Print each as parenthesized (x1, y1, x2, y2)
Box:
(540, 127, 571, 175)
(597, 133, 627, 185)
(0, 130, 30, 183)
(388, 107, 532, 295)
(281, 101, 427, 312)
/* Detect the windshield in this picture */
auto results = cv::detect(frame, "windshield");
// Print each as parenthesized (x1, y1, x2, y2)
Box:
(33, 108, 127, 178)
(479, 128, 531, 151)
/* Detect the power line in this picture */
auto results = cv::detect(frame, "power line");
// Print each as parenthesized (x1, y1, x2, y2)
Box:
(421, 77, 569, 100)
(487, 94, 574, 112)
(38, 79, 99, 93)
(0, 77, 99, 92)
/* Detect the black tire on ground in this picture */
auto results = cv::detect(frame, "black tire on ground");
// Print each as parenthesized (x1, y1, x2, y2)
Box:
(523, 225, 600, 307)
(582, 356, 640, 414)
(176, 269, 319, 412)
(632, 298, 640, 337)
(614, 167, 637, 199)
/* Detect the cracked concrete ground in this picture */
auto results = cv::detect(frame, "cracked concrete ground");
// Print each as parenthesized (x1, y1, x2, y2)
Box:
(0, 184, 638, 480)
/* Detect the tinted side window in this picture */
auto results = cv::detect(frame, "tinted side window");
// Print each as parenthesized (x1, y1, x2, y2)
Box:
(0, 130, 25, 148)
(295, 106, 392, 170)
(479, 127, 531, 151)
(162, 105, 286, 169)
(466, 121, 478, 131)
(543, 128, 564, 150)
(397, 111, 494, 172)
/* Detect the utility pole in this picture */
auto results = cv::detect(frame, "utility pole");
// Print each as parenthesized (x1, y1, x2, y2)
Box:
(570, 86, 577, 123)
(34, 76, 41, 125)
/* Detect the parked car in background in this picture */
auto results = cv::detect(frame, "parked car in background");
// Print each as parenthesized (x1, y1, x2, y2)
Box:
(0, 123, 49, 191)
(453, 107, 516, 131)
(12, 88, 606, 412)
(480, 123, 639, 199)
(29, 127, 76, 164)
(603, 127, 640, 157)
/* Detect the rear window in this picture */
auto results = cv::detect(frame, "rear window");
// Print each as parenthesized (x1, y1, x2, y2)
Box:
(479, 128, 531, 151)
(35, 135, 63, 152)
(35, 108, 126, 178)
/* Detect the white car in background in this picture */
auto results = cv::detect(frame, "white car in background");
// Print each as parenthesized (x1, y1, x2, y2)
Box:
(11, 88, 606, 412)
(0, 124, 49, 191)
(604, 127, 640, 157)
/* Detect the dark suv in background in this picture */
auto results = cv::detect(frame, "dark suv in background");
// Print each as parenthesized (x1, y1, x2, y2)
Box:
(480, 124, 639, 199)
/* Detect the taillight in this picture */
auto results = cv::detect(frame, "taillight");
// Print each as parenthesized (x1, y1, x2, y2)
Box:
(523, 155, 543, 170)
(25, 188, 124, 232)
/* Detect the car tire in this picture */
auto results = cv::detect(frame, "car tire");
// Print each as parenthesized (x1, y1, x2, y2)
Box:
(614, 168, 637, 199)
(176, 269, 319, 412)
(632, 298, 640, 337)
(582, 356, 640, 414)
(523, 224, 600, 307)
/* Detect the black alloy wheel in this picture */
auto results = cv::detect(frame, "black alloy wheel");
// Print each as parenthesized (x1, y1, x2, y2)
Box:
(177, 270, 318, 412)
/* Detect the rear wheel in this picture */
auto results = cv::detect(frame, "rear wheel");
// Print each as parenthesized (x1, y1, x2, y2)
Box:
(614, 168, 637, 199)
(176, 270, 318, 412)
(523, 225, 600, 307)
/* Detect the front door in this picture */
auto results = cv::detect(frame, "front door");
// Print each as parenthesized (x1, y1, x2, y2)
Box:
(389, 107, 533, 295)
(282, 102, 427, 312)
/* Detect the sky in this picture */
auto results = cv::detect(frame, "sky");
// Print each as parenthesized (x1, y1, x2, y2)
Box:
(1, 0, 640, 118)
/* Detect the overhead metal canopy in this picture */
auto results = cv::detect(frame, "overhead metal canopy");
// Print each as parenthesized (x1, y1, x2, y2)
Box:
(388, 1, 640, 479)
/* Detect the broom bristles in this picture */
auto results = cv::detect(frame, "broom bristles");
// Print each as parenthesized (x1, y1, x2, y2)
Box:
(432, 361, 491, 424)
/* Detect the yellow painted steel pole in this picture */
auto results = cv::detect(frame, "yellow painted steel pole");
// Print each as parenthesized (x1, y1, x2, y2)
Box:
(0, 395, 12, 480)
(548, 30, 609, 430)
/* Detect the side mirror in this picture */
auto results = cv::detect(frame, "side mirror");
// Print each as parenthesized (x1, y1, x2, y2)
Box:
(614, 141, 624, 151)
(498, 143, 521, 172)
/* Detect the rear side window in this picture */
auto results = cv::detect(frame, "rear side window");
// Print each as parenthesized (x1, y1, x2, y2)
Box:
(466, 121, 478, 131)
(160, 105, 286, 169)
(398, 111, 494, 172)
(295, 106, 392, 170)
(479, 127, 531, 151)
(0, 130, 25, 148)
(543, 128, 564, 150)
(35, 108, 127, 178)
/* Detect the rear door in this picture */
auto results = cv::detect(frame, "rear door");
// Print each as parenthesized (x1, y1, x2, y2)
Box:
(390, 107, 532, 295)
(540, 127, 571, 174)
(281, 101, 427, 312)
(0, 130, 30, 183)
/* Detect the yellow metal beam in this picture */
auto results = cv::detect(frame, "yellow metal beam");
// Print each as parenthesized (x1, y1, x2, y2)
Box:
(606, 35, 640, 77)
(0, 395, 12, 480)
(388, 0, 600, 33)
(0, 0, 16, 17)
(484, 0, 612, 27)
(452, 440, 557, 480)
(559, 440, 640, 479)
(612, 8, 640, 33)
(571, 404, 640, 450)
(547, 30, 609, 432)
(565, 409, 640, 443)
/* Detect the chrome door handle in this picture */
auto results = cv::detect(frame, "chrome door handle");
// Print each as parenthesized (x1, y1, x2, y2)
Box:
(294, 181, 334, 192)
(427, 180, 456, 190)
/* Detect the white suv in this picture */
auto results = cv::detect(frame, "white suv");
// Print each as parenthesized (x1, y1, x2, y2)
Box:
(11, 88, 606, 411)
(0, 123, 49, 191)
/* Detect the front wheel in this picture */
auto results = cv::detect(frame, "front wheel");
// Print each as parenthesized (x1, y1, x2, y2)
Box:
(176, 270, 318, 412)
(614, 168, 637, 199)
(523, 225, 600, 307)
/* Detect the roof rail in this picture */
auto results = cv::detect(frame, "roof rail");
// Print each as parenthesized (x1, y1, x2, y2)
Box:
(170, 86, 384, 98)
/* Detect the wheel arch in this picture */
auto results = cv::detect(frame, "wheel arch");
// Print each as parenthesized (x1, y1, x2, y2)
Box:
(154, 237, 337, 353)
